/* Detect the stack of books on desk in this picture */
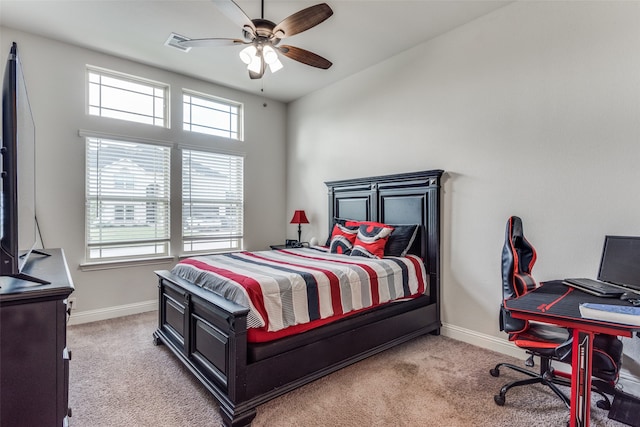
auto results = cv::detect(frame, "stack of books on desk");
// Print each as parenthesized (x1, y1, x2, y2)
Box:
(579, 303, 640, 326)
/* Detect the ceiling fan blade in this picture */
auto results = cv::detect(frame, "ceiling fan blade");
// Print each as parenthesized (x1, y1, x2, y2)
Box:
(272, 3, 333, 39)
(212, 0, 256, 35)
(278, 45, 332, 69)
(179, 38, 246, 48)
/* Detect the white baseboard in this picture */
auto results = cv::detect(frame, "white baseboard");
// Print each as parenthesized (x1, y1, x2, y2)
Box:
(68, 300, 157, 326)
(441, 322, 527, 360)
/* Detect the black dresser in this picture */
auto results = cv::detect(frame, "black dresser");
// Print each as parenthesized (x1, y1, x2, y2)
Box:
(0, 249, 74, 427)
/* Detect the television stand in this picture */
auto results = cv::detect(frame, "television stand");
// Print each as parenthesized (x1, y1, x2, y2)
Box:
(0, 248, 74, 426)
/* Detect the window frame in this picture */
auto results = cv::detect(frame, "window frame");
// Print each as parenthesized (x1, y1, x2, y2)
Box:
(182, 89, 243, 141)
(181, 147, 245, 254)
(87, 66, 170, 128)
(84, 135, 172, 263)
(81, 68, 248, 268)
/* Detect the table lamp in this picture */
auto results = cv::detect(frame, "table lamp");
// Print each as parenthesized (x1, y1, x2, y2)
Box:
(290, 210, 309, 243)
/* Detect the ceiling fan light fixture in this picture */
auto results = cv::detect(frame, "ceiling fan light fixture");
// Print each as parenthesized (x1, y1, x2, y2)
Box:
(239, 45, 257, 65)
(247, 53, 263, 74)
(269, 57, 284, 73)
(183, 0, 333, 79)
(262, 45, 278, 64)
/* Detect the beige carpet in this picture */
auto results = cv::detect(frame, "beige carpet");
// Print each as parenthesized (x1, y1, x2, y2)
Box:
(68, 311, 626, 426)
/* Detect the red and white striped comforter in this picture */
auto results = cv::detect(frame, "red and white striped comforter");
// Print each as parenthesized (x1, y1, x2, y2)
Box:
(171, 247, 428, 335)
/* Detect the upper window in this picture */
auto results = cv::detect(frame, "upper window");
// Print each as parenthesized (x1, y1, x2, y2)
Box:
(88, 67, 168, 127)
(183, 91, 242, 140)
(85, 137, 171, 261)
(182, 149, 244, 253)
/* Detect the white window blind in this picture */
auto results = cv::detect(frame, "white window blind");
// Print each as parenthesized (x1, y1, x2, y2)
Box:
(88, 68, 168, 127)
(86, 137, 171, 261)
(182, 149, 243, 253)
(183, 91, 241, 140)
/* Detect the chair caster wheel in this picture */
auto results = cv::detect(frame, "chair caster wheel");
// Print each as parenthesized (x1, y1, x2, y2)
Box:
(596, 399, 611, 410)
(525, 355, 535, 367)
(490, 368, 500, 377)
(494, 394, 506, 406)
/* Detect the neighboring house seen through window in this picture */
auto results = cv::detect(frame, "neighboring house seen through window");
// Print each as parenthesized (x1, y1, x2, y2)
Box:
(182, 149, 244, 253)
(85, 137, 171, 261)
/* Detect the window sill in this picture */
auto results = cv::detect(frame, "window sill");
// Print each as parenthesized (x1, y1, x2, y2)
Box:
(79, 256, 176, 272)
(177, 250, 242, 260)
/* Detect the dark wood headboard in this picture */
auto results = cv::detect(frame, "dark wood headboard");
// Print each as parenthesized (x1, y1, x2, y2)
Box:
(325, 170, 443, 303)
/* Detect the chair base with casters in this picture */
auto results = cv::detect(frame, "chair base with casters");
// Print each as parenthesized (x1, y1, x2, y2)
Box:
(490, 330, 623, 411)
(490, 352, 615, 410)
(491, 354, 570, 408)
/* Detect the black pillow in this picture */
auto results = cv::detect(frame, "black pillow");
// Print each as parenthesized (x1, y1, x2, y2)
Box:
(384, 225, 419, 257)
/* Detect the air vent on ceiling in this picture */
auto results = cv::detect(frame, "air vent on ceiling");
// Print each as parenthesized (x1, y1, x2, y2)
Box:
(165, 33, 192, 52)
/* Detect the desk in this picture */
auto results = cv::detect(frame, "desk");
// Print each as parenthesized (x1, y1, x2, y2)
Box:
(505, 280, 639, 427)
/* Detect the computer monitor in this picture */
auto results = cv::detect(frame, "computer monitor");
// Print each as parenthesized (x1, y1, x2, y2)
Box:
(597, 235, 640, 292)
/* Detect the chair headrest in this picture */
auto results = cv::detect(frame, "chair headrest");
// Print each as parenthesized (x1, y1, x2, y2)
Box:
(502, 216, 537, 299)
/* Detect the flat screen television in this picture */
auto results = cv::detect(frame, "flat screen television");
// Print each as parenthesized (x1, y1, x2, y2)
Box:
(1, 42, 48, 284)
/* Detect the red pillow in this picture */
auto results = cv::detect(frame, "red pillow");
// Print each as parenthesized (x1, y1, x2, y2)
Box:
(328, 223, 358, 255)
(351, 223, 394, 259)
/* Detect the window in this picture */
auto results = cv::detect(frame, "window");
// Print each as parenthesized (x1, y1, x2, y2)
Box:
(88, 67, 168, 127)
(85, 137, 171, 261)
(182, 149, 244, 253)
(183, 91, 241, 140)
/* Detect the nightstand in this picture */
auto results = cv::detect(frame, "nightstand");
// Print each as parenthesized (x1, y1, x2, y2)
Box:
(270, 242, 307, 250)
(269, 244, 288, 250)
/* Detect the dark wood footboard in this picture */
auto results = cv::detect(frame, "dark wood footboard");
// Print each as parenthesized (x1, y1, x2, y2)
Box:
(153, 270, 254, 425)
(154, 270, 439, 427)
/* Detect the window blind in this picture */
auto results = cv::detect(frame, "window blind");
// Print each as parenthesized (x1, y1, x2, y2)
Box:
(85, 137, 171, 260)
(182, 149, 244, 253)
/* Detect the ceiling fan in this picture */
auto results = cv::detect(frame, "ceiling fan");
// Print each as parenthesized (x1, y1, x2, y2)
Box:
(179, 0, 333, 79)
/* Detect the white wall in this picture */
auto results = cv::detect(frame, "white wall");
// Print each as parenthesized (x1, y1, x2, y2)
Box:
(0, 28, 287, 317)
(287, 0, 640, 350)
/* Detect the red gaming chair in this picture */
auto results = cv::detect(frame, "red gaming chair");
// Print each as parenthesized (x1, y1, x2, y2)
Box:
(490, 216, 623, 409)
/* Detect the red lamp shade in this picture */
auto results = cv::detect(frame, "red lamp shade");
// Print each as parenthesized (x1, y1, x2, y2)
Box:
(290, 210, 309, 243)
(290, 210, 309, 224)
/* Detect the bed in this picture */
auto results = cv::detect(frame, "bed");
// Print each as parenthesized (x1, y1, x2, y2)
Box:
(153, 169, 443, 426)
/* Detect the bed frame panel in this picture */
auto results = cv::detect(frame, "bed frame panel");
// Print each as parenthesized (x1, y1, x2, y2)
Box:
(153, 169, 443, 426)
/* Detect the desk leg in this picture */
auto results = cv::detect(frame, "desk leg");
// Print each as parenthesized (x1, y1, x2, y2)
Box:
(570, 329, 594, 427)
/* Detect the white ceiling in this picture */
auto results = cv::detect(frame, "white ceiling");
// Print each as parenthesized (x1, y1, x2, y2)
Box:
(0, 0, 510, 103)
